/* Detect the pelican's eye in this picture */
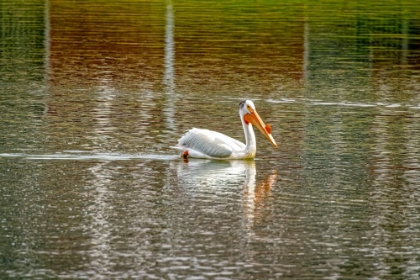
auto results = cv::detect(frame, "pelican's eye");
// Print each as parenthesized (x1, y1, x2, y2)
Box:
(247, 105, 254, 113)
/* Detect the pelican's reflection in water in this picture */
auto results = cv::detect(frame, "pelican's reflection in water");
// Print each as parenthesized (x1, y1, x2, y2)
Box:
(171, 159, 277, 238)
(241, 163, 278, 240)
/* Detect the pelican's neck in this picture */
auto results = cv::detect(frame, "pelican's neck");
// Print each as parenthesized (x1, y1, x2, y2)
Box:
(241, 115, 257, 158)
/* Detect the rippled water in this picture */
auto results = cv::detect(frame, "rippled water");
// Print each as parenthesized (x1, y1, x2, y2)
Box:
(1, 0, 420, 278)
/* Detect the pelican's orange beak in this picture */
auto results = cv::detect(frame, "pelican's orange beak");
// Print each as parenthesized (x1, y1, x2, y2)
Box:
(244, 110, 278, 147)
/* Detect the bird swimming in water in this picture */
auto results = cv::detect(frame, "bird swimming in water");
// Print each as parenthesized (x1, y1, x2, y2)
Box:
(172, 100, 277, 159)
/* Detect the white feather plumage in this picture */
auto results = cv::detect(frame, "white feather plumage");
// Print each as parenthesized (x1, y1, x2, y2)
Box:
(173, 128, 246, 159)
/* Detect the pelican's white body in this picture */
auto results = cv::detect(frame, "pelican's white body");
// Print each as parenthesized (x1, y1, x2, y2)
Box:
(173, 127, 256, 159)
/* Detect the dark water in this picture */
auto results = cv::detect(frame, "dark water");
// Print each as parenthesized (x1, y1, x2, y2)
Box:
(1, 0, 420, 278)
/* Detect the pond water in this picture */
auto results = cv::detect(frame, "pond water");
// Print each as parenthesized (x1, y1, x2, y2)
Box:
(1, 0, 420, 278)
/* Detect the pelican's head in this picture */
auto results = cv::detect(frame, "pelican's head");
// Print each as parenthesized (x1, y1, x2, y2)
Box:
(239, 100, 277, 147)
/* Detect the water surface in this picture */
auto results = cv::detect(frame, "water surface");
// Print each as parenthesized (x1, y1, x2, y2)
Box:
(1, 0, 420, 278)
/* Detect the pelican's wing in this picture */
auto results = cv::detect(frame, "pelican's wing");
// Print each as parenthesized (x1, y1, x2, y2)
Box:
(174, 128, 243, 158)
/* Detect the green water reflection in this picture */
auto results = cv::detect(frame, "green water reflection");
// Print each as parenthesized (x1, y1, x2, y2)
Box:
(1, 0, 420, 278)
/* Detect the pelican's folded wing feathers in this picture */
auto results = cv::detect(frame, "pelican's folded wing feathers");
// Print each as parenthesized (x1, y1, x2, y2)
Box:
(175, 128, 234, 158)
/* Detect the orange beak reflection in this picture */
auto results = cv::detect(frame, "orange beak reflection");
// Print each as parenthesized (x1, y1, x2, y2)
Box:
(244, 110, 278, 147)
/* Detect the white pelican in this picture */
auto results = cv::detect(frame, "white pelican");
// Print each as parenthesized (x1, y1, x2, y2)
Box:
(173, 100, 277, 159)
